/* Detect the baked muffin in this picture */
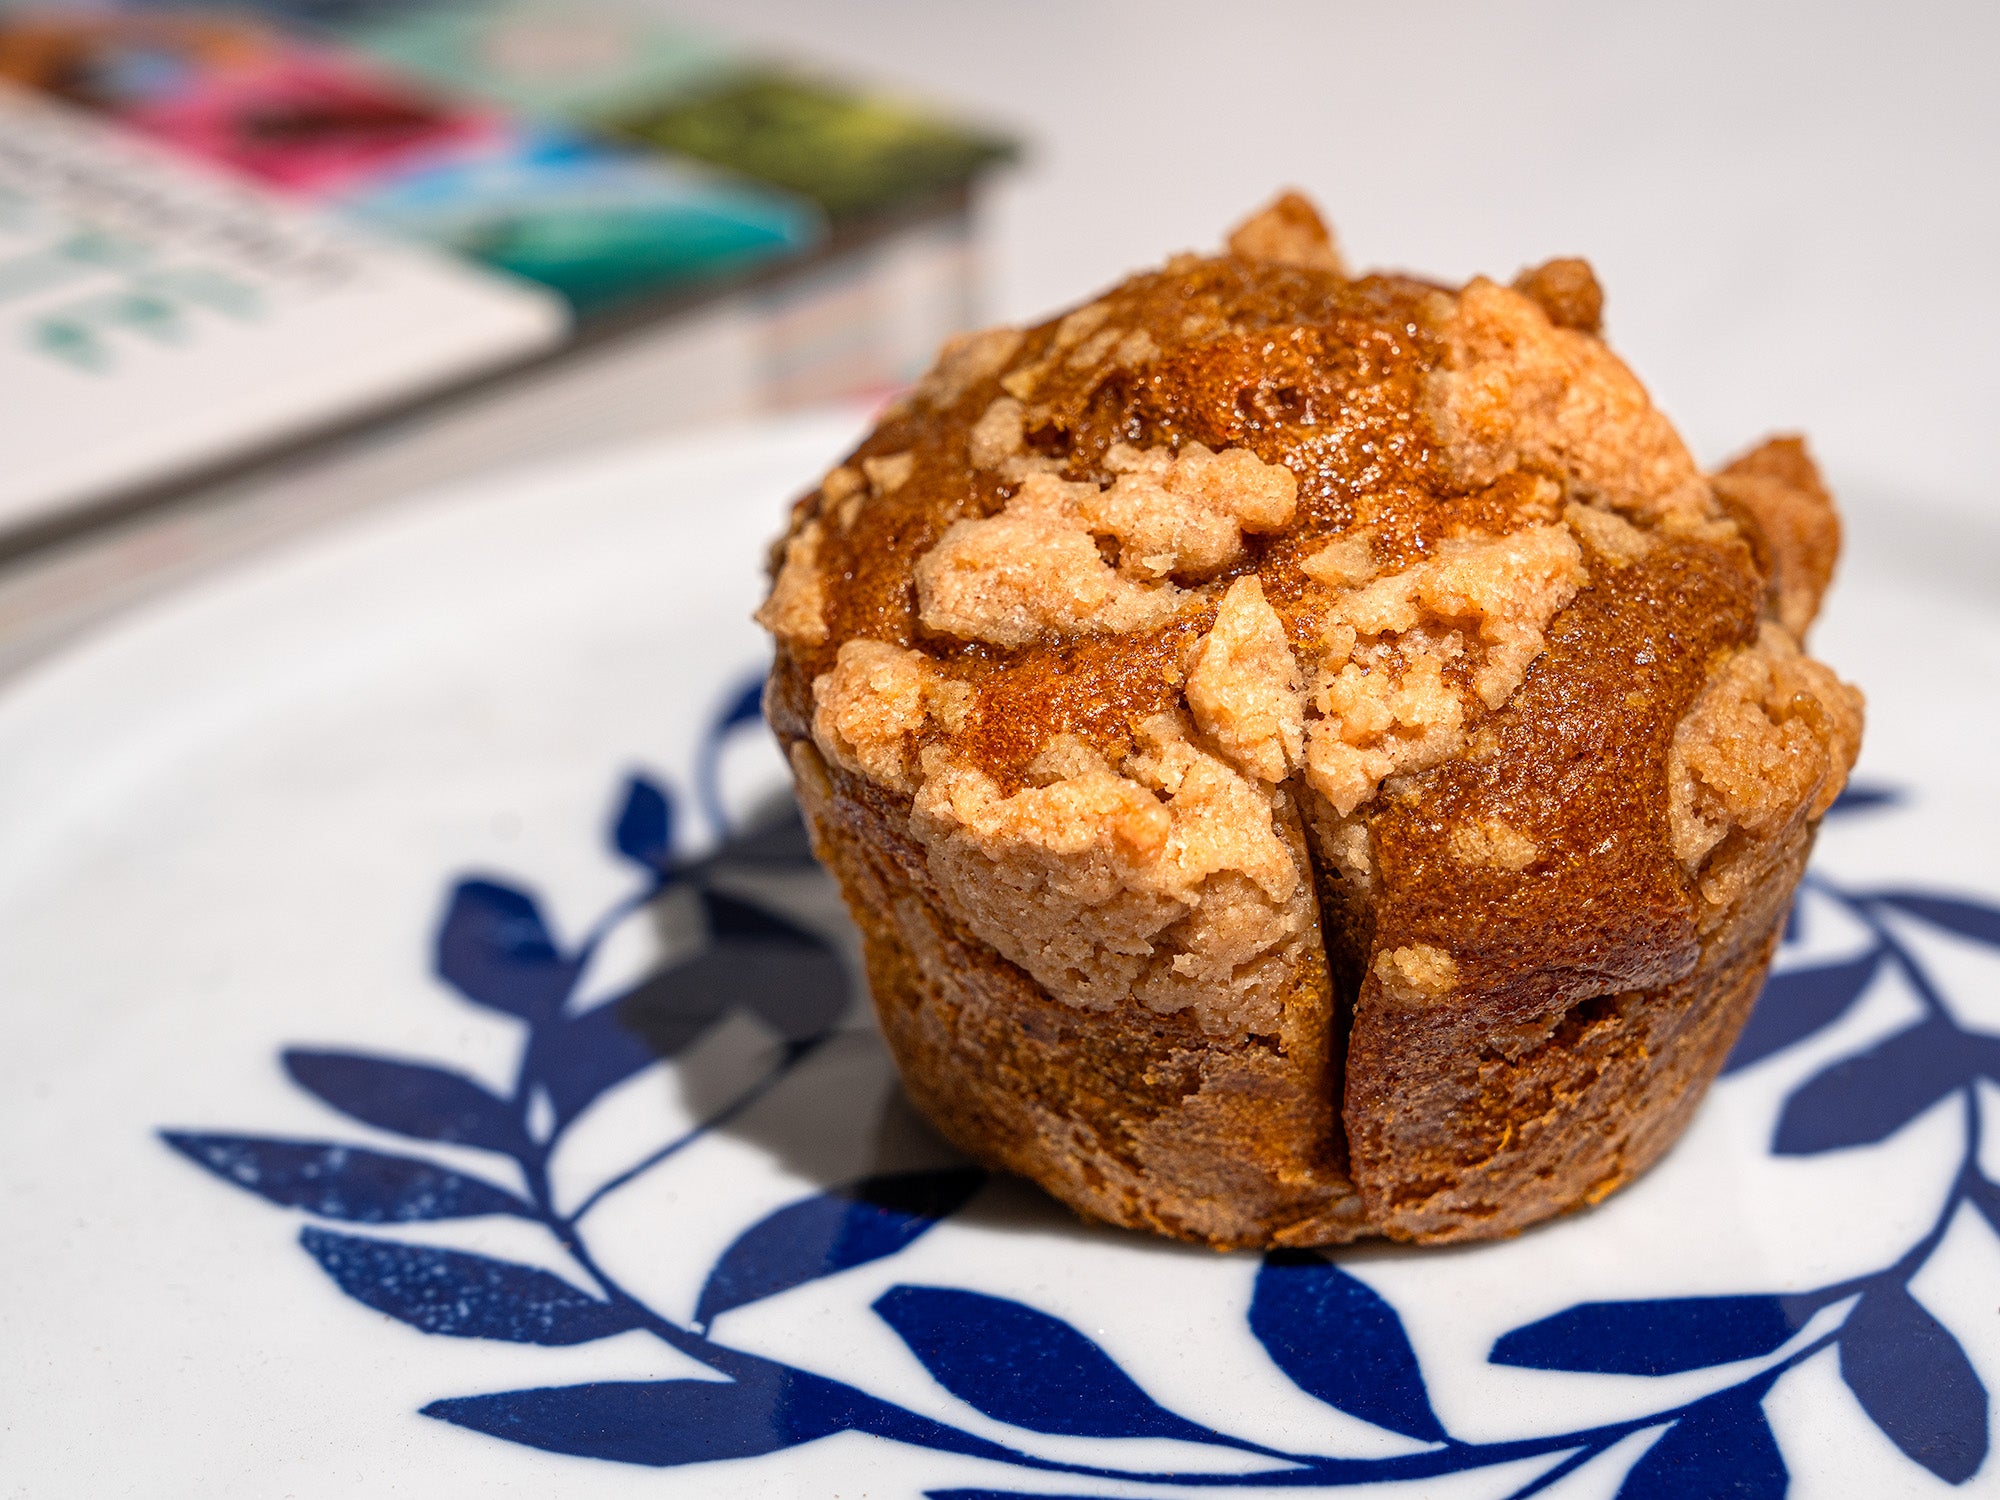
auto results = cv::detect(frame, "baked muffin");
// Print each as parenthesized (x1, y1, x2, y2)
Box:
(756, 193, 1862, 1248)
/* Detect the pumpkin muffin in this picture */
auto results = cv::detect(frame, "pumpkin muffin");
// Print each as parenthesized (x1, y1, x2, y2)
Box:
(756, 192, 1862, 1248)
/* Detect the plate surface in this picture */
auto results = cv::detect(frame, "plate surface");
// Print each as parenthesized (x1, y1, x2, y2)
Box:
(1, 412, 1996, 1499)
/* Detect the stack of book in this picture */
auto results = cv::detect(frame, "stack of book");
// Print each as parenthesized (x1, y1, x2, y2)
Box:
(0, 0, 1015, 673)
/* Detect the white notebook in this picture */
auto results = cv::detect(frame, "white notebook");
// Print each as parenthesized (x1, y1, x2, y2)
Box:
(0, 84, 567, 539)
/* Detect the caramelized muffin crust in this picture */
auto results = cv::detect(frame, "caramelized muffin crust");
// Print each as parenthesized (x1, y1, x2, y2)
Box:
(760, 193, 1862, 1247)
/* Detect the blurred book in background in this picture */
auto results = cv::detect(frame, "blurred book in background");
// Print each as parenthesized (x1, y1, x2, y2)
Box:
(0, 0, 1016, 675)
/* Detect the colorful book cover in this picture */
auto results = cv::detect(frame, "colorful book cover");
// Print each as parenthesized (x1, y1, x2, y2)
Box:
(0, 0, 1013, 526)
(337, 126, 811, 313)
(0, 3, 851, 313)
(343, 0, 1017, 221)
(0, 80, 565, 532)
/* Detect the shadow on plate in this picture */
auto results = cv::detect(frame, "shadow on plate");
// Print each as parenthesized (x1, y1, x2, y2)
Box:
(627, 793, 1235, 1255)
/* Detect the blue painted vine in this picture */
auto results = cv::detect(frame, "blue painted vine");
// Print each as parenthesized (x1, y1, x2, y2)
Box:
(161, 679, 1991, 1495)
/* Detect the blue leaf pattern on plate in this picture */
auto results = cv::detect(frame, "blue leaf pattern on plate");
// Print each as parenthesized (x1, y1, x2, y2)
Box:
(874, 1285, 1217, 1443)
(696, 888, 851, 1042)
(1772, 1019, 1989, 1155)
(696, 1169, 987, 1327)
(425, 1365, 1015, 1469)
(424, 1371, 849, 1466)
(434, 879, 580, 1020)
(1613, 1394, 1788, 1499)
(161, 1133, 529, 1221)
(696, 676, 770, 837)
(158, 751, 2000, 1495)
(282, 1050, 525, 1153)
(1249, 1251, 1446, 1441)
(1839, 1283, 1990, 1483)
(1871, 890, 2000, 947)
(1491, 1296, 1817, 1376)
(525, 886, 848, 1125)
(611, 774, 676, 873)
(1825, 784, 1900, 815)
(301, 1227, 638, 1343)
(532, 960, 733, 1125)
(1721, 948, 1882, 1075)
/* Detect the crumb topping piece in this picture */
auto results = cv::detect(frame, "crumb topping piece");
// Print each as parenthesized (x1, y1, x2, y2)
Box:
(1428, 278, 1710, 528)
(912, 718, 1309, 1033)
(1564, 499, 1654, 566)
(862, 451, 916, 493)
(1301, 531, 1379, 588)
(1510, 257, 1604, 335)
(1311, 809, 1375, 891)
(1084, 441, 1298, 579)
(1002, 302, 1116, 401)
(914, 474, 1190, 647)
(1303, 522, 1587, 815)
(1373, 943, 1458, 1003)
(1327, 521, 1584, 708)
(1711, 436, 1840, 638)
(1187, 577, 1306, 784)
(755, 517, 829, 645)
(1449, 817, 1540, 871)
(1306, 644, 1464, 819)
(822, 466, 864, 504)
(967, 396, 1027, 469)
(811, 640, 942, 794)
(1226, 190, 1346, 274)
(915, 325, 1024, 409)
(1668, 622, 1863, 876)
(914, 441, 1297, 647)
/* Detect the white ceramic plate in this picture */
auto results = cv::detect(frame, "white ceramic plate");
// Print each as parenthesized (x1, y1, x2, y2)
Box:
(2, 412, 1996, 1499)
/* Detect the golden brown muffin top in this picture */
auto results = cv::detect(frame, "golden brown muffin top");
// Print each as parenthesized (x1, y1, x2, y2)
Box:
(759, 193, 1861, 1035)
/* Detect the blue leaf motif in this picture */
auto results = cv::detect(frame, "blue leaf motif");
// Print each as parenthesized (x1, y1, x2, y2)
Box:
(1772, 1020, 1988, 1155)
(875, 1285, 1214, 1442)
(426, 1363, 1019, 1468)
(161, 1132, 529, 1221)
(1615, 1394, 1787, 1499)
(435, 879, 580, 1019)
(1872, 891, 2000, 948)
(532, 1004, 658, 1128)
(612, 774, 676, 872)
(282, 1050, 524, 1153)
(1490, 1296, 1815, 1376)
(1971, 1177, 2000, 1235)
(1249, 1251, 1445, 1441)
(533, 951, 737, 1125)
(696, 674, 769, 837)
(530, 889, 848, 1124)
(1839, 1283, 1989, 1483)
(300, 1227, 638, 1343)
(696, 1169, 986, 1327)
(1722, 948, 1883, 1075)
(422, 1368, 848, 1466)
